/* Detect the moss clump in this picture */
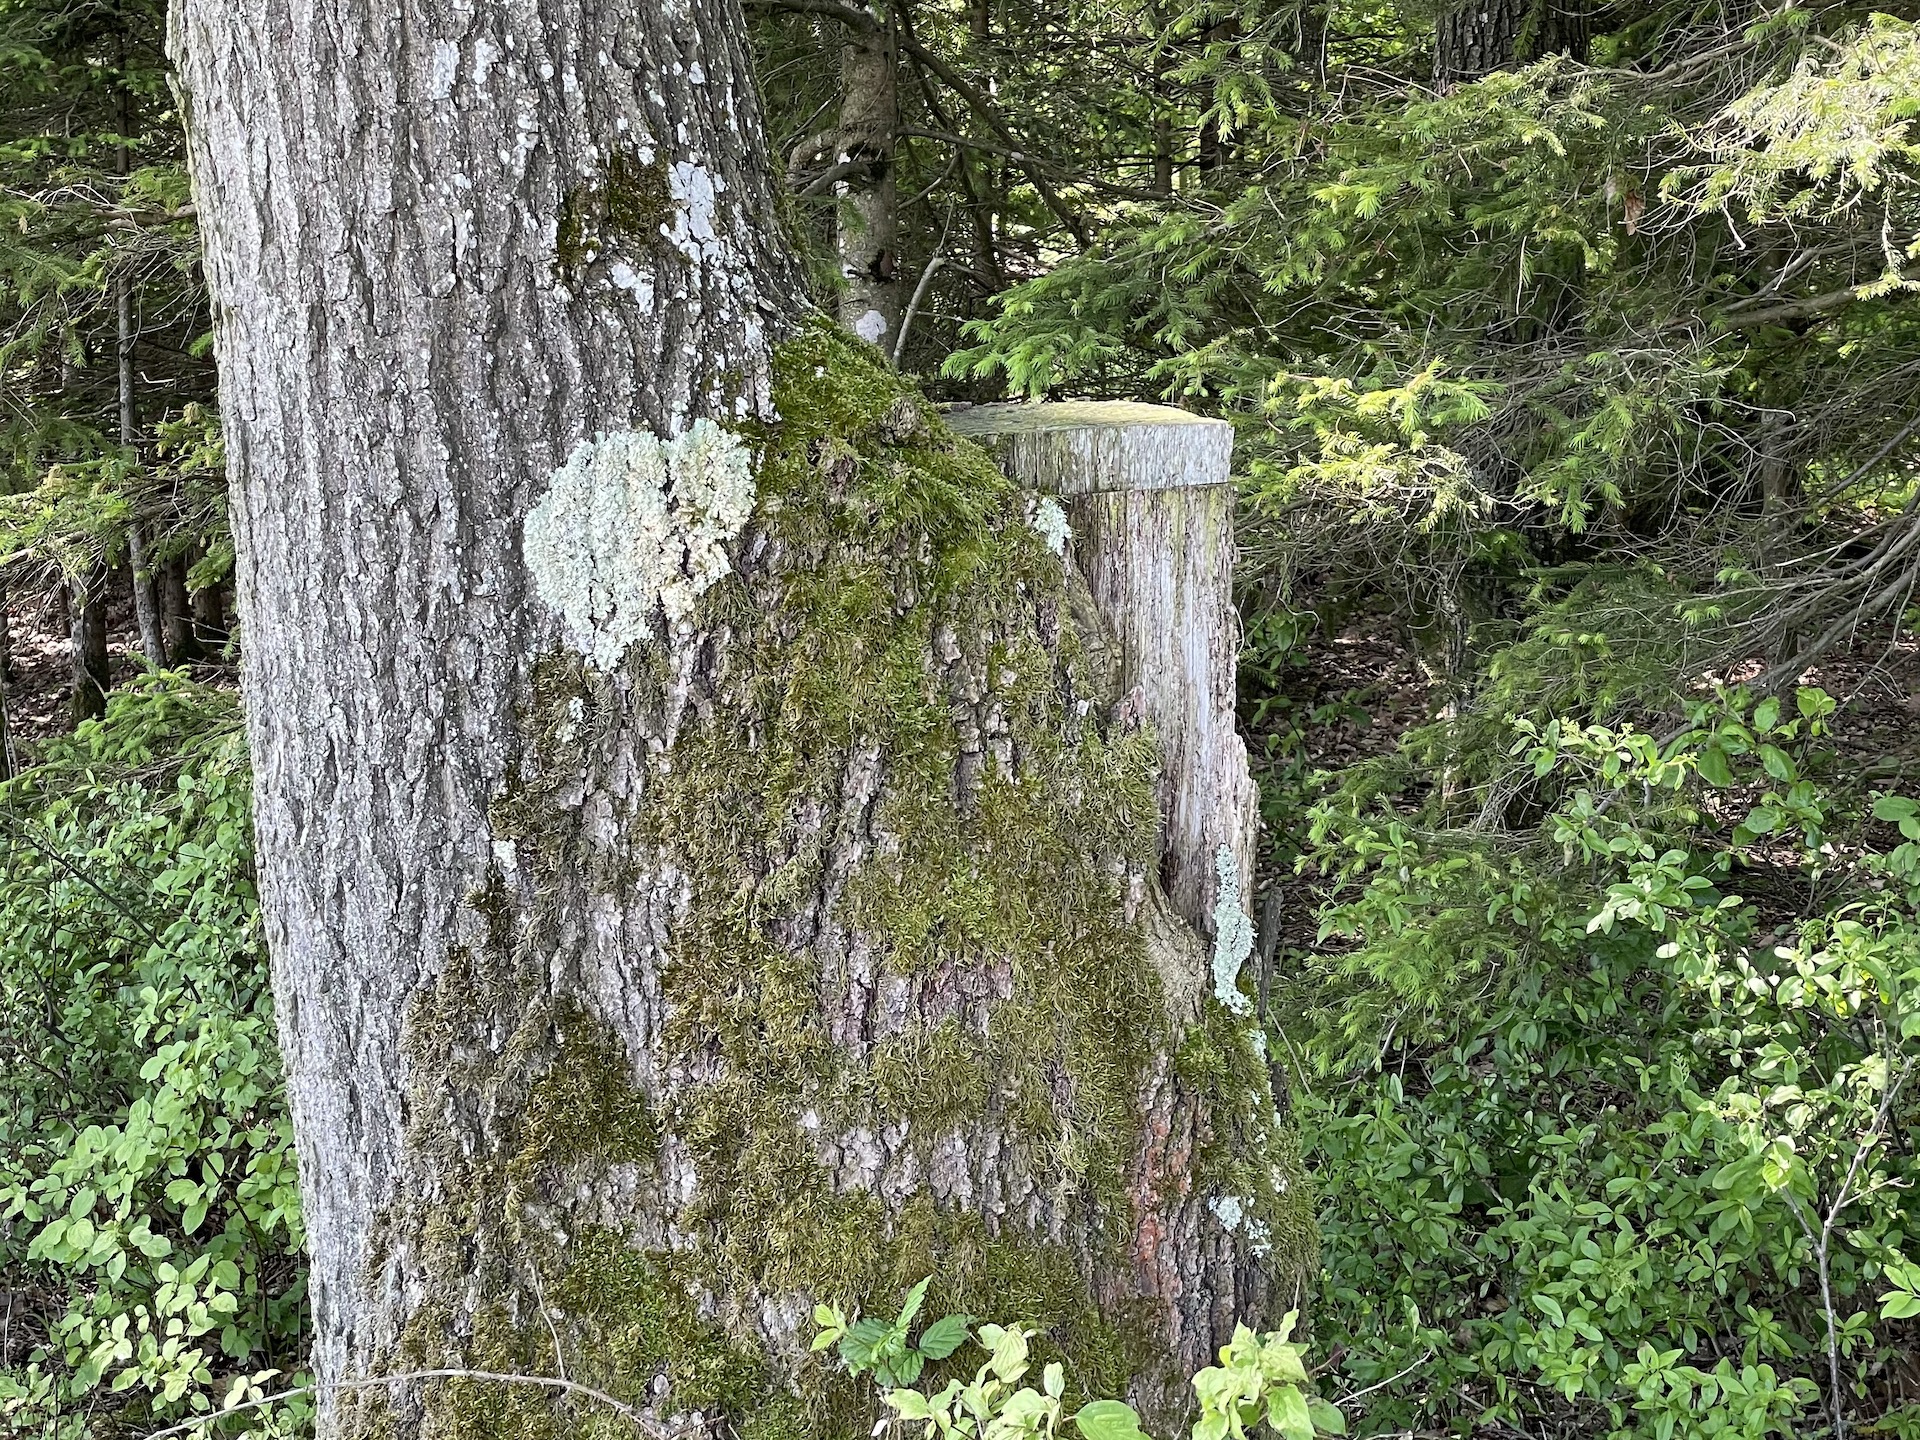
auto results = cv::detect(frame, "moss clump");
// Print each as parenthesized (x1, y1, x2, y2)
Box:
(555, 147, 671, 283)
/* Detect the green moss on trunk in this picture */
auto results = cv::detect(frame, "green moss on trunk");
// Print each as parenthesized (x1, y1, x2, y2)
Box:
(360, 324, 1307, 1440)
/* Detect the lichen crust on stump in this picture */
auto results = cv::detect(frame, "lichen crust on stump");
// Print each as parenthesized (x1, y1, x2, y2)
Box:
(350, 332, 1308, 1440)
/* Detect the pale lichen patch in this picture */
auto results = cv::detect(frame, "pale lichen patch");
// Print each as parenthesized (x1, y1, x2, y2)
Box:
(1028, 495, 1071, 556)
(1210, 845, 1253, 1014)
(522, 420, 755, 670)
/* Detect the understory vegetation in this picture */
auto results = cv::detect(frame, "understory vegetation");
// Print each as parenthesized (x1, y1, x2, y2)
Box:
(8, 0, 1920, 1434)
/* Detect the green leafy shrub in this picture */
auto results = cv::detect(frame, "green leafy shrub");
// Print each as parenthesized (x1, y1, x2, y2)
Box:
(818, 1285, 1344, 1440)
(1286, 685, 1920, 1439)
(0, 676, 307, 1437)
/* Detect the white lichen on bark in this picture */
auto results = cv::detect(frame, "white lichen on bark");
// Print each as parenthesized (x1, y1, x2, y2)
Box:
(1210, 845, 1253, 1013)
(1208, 1194, 1273, 1256)
(1028, 494, 1072, 555)
(523, 419, 754, 669)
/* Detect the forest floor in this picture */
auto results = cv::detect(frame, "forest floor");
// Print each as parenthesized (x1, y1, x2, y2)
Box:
(3, 571, 238, 757)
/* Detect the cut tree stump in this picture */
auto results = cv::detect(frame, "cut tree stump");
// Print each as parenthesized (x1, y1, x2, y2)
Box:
(949, 401, 1259, 949)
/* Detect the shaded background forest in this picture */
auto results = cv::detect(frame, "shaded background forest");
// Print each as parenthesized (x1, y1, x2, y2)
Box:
(7, 0, 1920, 1434)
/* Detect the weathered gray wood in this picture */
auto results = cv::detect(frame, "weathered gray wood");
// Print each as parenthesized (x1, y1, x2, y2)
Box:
(949, 402, 1259, 976)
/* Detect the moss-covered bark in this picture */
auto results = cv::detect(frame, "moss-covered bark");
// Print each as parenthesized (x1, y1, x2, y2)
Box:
(344, 326, 1308, 1440)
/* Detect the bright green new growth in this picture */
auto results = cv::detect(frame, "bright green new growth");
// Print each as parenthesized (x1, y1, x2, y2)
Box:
(368, 322, 1308, 1440)
(815, 1287, 1343, 1440)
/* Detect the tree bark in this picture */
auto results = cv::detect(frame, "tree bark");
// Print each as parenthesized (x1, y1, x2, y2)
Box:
(161, 554, 197, 663)
(172, 4, 1298, 1439)
(188, 575, 227, 653)
(835, 8, 903, 353)
(68, 568, 109, 723)
(1434, 0, 1587, 84)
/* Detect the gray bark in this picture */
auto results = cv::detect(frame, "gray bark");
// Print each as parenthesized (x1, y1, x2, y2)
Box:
(835, 12, 902, 352)
(172, 3, 1296, 1437)
(171, 0, 799, 1414)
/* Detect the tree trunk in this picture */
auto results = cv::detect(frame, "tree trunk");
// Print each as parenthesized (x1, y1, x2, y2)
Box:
(117, 41, 167, 669)
(68, 568, 109, 723)
(1434, 0, 1587, 84)
(162, 554, 197, 663)
(189, 575, 227, 653)
(836, 9, 903, 353)
(121, 275, 168, 667)
(172, 4, 1298, 1439)
(1193, 19, 1237, 176)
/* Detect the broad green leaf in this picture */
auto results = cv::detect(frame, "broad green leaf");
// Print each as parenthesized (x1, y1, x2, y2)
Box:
(1074, 1399, 1147, 1440)
(1267, 1385, 1314, 1440)
(918, 1314, 972, 1360)
(1306, 1398, 1345, 1436)
(1696, 746, 1735, 787)
(889, 1390, 934, 1420)
(1881, 1291, 1920, 1320)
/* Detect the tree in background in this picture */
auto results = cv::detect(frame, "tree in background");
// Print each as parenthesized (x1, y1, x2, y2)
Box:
(0, 0, 228, 729)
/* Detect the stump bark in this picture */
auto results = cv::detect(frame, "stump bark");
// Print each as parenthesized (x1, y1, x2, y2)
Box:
(947, 402, 1259, 953)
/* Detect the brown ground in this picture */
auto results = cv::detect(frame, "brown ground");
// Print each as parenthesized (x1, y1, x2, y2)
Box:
(3, 569, 237, 762)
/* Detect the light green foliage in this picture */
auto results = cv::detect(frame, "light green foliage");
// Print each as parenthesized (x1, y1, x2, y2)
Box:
(1684, 15, 1920, 236)
(950, 1, 1920, 696)
(818, 1289, 1341, 1440)
(0, 677, 306, 1438)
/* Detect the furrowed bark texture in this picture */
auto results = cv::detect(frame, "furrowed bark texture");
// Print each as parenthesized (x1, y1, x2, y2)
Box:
(835, 12, 902, 352)
(1434, 0, 1587, 82)
(172, 5, 1302, 1438)
(170, 0, 797, 1411)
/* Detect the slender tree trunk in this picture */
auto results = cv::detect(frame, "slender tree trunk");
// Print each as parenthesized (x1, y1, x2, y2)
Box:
(1152, 9, 1175, 197)
(120, 268, 167, 666)
(174, 4, 1295, 1439)
(1193, 19, 1236, 176)
(162, 555, 197, 662)
(68, 568, 109, 723)
(189, 576, 226, 652)
(115, 25, 167, 669)
(836, 7, 902, 353)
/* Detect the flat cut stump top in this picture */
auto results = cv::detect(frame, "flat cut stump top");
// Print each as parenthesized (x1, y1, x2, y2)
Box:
(946, 401, 1232, 496)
